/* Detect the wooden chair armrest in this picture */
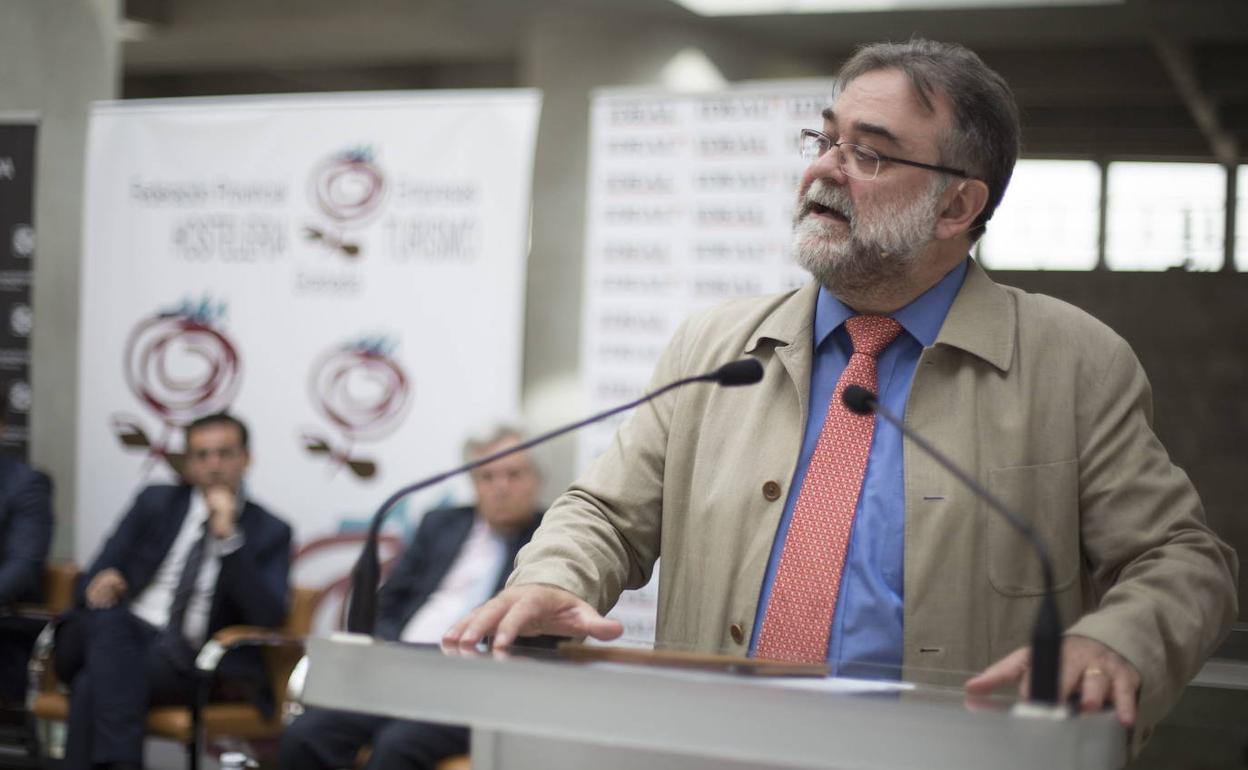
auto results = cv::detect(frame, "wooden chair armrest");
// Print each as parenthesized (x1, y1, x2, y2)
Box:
(195, 625, 306, 674)
(0, 603, 56, 622)
(211, 625, 302, 649)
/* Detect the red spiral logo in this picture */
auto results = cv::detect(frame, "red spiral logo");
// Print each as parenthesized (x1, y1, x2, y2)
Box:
(124, 315, 241, 422)
(310, 347, 409, 441)
(310, 153, 386, 225)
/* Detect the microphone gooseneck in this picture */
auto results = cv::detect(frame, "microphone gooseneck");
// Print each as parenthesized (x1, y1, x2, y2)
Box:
(841, 385, 1062, 707)
(346, 358, 765, 635)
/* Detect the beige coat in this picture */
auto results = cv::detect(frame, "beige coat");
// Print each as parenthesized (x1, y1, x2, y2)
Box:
(509, 261, 1238, 731)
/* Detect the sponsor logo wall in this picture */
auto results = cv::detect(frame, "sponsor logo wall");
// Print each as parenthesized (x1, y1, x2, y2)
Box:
(580, 82, 829, 645)
(0, 119, 37, 455)
(78, 91, 540, 630)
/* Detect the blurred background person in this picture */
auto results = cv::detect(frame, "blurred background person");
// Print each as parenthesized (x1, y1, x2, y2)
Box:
(280, 423, 543, 770)
(0, 403, 53, 704)
(56, 413, 291, 770)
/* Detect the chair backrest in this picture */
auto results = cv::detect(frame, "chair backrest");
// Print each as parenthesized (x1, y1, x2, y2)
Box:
(264, 586, 325, 709)
(283, 586, 322, 636)
(43, 563, 79, 613)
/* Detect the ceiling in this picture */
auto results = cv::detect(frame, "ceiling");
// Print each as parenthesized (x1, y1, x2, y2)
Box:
(121, 0, 1248, 162)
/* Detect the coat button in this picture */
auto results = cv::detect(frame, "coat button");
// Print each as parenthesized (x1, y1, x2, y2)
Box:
(762, 481, 782, 501)
(729, 623, 745, 644)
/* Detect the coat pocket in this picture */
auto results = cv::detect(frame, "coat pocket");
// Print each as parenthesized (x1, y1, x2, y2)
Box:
(986, 459, 1079, 597)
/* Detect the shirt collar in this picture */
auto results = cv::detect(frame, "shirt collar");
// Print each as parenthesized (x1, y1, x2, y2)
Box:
(188, 488, 209, 526)
(814, 257, 970, 350)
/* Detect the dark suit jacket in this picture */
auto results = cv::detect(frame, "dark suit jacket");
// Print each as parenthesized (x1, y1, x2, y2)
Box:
(76, 483, 292, 715)
(0, 457, 53, 606)
(375, 506, 541, 642)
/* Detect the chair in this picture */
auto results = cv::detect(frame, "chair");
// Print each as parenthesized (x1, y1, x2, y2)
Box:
(0, 561, 78, 623)
(0, 562, 79, 766)
(28, 584, 323, 770)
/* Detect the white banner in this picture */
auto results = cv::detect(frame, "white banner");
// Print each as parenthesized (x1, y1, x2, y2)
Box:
(580, 81, 830, 644)
(77, 90, 540, 631)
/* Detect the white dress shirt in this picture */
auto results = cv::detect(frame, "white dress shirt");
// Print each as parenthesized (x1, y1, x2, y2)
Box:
(400, 517, 507, 644)
(128, 489, 243, 646)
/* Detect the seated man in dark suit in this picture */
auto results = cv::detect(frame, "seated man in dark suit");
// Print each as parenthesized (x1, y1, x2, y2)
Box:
(280, 424, 543, 770)
(57, 412, 292, 770)
(0, 440, 54, 703)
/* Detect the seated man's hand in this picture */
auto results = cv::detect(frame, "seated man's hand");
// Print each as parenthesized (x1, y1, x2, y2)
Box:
(964, 634, 1141, 726)
(443, 584, 624, 651)
(85, 568, 128, 609)
(204, 485, 240, 539)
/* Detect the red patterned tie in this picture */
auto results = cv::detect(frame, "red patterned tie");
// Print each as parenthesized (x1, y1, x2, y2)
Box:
(755, 314, 903, 663)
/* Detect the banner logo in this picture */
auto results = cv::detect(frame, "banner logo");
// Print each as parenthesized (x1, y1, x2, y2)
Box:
(7, 381, 30, 414)
(112, 298, 242, 475)
(303, 336, 410, 479)
(303, 146, 388, 259)
(11, 224, 33, 259)
(9, 303, 32, 337)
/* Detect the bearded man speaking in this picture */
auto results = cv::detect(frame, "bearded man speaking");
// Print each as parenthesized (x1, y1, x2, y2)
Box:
(447, 39, 1238, 741)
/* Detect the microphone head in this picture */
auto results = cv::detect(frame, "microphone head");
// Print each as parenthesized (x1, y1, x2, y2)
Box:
(712, 358, 764, 387)
(842, 385, 877, 415)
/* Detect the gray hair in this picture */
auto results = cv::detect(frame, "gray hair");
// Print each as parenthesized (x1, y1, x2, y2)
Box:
(835, 39, 1020, 242)
(461, 422, 531, 466)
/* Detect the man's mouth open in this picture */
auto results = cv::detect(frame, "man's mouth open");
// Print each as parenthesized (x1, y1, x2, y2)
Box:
(809, 201, 849, 224)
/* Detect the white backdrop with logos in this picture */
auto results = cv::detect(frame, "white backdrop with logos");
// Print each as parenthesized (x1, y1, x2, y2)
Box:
(76, 90, 540, 631)
(579, 81, 829, 645)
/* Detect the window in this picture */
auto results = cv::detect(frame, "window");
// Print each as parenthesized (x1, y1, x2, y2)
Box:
(1105, 162, 1225, 271)
(978, 159, 1100, 270)
(1237, 165, 1247, 272)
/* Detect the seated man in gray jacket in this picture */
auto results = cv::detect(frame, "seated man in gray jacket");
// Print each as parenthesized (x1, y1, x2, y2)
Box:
(280, 424, 543, 770)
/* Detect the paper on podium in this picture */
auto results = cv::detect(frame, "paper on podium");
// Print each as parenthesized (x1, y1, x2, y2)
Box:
(557, 641, 826, 676)
(560, 642, 914, 694)
(749, 673, 915, 694)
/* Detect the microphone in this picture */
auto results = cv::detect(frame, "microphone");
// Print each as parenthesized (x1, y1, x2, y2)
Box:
(708, 358, 765, 386)
(346, 357, 765, 634)
(841, 385, 1062, 708)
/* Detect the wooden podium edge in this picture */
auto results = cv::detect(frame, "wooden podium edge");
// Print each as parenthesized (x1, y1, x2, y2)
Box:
(557, 642, 828, 677)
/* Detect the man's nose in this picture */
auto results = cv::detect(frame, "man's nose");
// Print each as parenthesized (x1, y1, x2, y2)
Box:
(811, 146, 850, 184)
(490, 478, 512, 493)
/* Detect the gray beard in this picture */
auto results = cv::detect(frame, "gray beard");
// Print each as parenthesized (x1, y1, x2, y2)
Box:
(791, 178, 944, 298)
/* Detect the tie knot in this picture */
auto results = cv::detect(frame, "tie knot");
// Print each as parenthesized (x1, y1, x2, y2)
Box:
(845, 315, 902, 359)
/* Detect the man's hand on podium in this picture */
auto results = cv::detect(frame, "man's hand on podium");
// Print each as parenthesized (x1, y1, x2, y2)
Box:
(443, 584, 624, 651)
(965, 634, 1141, 726)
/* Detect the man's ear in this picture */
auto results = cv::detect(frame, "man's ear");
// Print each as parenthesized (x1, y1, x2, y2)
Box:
(934, 178, 990, 241)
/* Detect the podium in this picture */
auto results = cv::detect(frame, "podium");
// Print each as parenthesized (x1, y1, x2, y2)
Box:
(302, 635, 1126, 770)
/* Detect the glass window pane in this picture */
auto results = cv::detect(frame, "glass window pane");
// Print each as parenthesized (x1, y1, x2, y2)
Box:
(1237, 165, 1247, 272)
(978, 159, 1099, 270)
(1105, 162, 1225, 271)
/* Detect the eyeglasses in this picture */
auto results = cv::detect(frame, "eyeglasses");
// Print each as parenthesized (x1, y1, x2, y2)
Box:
(799, 128, 968, 181)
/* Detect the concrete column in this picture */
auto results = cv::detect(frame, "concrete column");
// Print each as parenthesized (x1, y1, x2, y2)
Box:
(0, 0, 120, 559)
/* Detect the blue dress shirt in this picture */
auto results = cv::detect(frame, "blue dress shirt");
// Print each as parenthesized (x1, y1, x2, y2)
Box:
(750, 258, 969, 677)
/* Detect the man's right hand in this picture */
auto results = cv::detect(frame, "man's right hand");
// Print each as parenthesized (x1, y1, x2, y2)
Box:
(443, 584, 624, 651)
(85, 568, 128, 609)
